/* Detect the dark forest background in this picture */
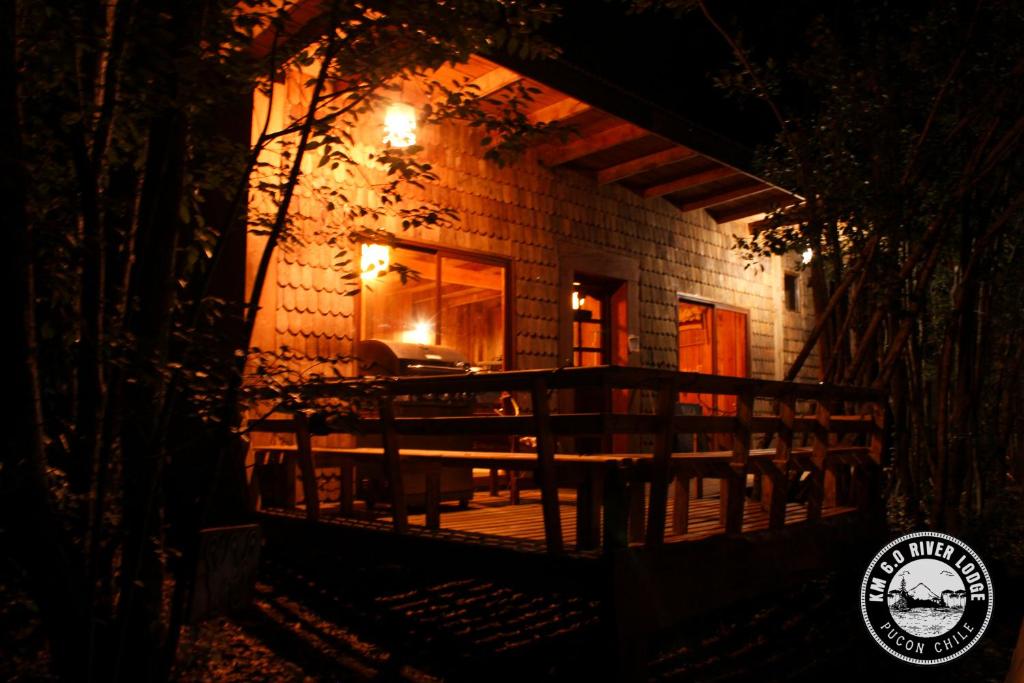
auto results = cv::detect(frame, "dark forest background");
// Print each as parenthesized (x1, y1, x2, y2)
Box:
(3, 0, 1022, 680)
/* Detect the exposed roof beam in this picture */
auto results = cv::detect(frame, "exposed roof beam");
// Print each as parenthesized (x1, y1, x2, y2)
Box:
(711, 195, 791, 223)
(596, 146, 698, 185)
(540, 123, 649, 166)
(748, 204, 806, 232)
(712, 200, 782, 224)
(530, 97, 591, 124)
(469, 66, 522, 98)
(712, 205, 771, 224)
(490, 54, 760, 174)
(639, 165, 740, 199)
(675, 184, 773, 214)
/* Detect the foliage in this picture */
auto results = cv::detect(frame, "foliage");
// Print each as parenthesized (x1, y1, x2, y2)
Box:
(651, 0, 1024, 537)
(3, 0, 559, 680)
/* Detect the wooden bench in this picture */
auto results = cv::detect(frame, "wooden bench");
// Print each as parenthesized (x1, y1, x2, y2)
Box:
(250, 436, 638, 551)
(246, 366, 887, 556)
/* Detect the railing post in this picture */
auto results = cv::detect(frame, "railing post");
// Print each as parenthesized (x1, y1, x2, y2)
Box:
(379, 395, 408, 532)
(293, 412, 320, 521)
(808, 398, 832, 521)
(576, 465, 602, 550)
(645, 379, 676, 548)
(869, 399, 887, 465)
(424, 464, 441, 530)
(531, 376, 564, 554)
(856, 399, 887, 515)
(671, 474, 690, 535)
(628, 475, 646, 543)
(764, 392, 794, 530)
(338, 456, 354, 516)
(603, 462, 629, 553)
(721, 388, 752, 534)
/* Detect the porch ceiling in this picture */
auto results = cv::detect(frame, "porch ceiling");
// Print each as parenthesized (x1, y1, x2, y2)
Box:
(446, 55, 797, 225)
(249, 1, 797, 226)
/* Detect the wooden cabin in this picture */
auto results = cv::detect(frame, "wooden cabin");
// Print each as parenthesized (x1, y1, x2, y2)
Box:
(243, 31, 887, 680)
(247, 53, 819, 386)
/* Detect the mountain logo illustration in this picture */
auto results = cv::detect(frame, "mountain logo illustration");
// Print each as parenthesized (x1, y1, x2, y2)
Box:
(906, 583, 939, 601)
(860, 532, 994, 665)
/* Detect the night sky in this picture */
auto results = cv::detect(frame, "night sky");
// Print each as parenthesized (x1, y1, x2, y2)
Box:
(543, 0, 863, 150)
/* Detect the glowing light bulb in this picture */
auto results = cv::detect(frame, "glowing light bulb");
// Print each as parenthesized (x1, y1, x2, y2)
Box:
(360, 243, 390, 280)
(401, 320, 434, 345)
(801, 248, 814, 264)
(571, 281, 585, 310)
(382, 102, 416, 148)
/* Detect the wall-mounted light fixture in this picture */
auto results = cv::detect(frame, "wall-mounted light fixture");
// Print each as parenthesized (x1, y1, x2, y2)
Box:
(360, 243, 390, 281)
(571, 281, 585, 311)
(801, 247, 814, 265)
(382, 101, 417, 148)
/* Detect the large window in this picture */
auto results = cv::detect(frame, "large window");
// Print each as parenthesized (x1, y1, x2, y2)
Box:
(360, 244, 507, 370)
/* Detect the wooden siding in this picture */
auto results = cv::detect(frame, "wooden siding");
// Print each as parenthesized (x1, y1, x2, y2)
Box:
(248, 67, 819, 383)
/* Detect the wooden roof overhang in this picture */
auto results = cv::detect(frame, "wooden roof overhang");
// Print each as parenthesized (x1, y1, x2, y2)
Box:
(439, 55, 796, 224)
(249, 4, 796, 225)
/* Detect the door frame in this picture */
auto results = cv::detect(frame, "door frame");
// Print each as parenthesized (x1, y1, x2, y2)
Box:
(558, 244, 640, 369)
(676, 293, 752, 379)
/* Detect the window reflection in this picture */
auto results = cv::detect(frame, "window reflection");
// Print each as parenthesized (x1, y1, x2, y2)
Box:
(440, 257, 504, 370)
(359, 246, 506, 370)
(360, 247, 437, 344)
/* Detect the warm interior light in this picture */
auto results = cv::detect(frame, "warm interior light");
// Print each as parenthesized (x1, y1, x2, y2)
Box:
(360, 243, 390, 281)
(401, 320, 434, 345)
(801, 248, 814, 264)
(382, 101, 417, 148)
(571, 282, 585, 311)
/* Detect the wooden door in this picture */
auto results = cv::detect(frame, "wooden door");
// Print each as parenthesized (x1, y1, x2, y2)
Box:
(572, 275, 628, 452)
(713, 308, 749, 416)
(678, 301, 714, 413)
(678, 301, 749, 450)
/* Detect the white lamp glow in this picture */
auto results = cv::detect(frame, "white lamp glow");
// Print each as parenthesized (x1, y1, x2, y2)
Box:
(382, 101, 417, 148)
(801, 248, 814, 264)
(571, 281, 585, 311)
(360, 243, 390, 281)
(401, 320, 434, 345)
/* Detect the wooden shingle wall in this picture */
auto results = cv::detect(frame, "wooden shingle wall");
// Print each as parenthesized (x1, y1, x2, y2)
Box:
(247, 68, 820, 384)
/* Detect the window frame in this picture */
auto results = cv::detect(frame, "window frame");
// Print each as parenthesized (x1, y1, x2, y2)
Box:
(676, 294, 752, 379)
(356, 238, 514, 369)
(783, 271, 800, 312)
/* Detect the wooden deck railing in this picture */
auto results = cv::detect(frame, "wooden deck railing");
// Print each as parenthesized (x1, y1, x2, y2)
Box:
(246, 366, 886, 556)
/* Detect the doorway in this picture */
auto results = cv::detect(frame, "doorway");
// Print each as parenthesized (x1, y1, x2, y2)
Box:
(677, 298, 750, 416)
(572, 273, 629, 452)
(572, 278, 609, 366)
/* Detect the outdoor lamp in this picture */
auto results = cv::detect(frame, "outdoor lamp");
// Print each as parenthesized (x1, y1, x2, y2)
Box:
(382, 101, 417, 148)
(571, 282, 585, 310)
(360, 243, 390, 280)
(801, 247, 814, 264)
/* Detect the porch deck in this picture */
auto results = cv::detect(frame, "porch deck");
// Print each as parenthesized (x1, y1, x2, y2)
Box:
(259, 483, 857, 556)
(248, 366, 886, 677)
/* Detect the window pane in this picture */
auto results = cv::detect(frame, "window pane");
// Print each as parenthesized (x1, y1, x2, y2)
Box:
(577, 322, 604, 350)
(784, 273, 799, 311)
(360, 247, 437, 345)
(439, 257, 504, 369)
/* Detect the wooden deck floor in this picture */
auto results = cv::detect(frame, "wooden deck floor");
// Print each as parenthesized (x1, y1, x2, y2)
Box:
(274, 482, 857, 553)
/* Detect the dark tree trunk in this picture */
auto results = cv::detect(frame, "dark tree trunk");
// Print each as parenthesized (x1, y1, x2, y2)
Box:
(2, 1, 91, 678)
